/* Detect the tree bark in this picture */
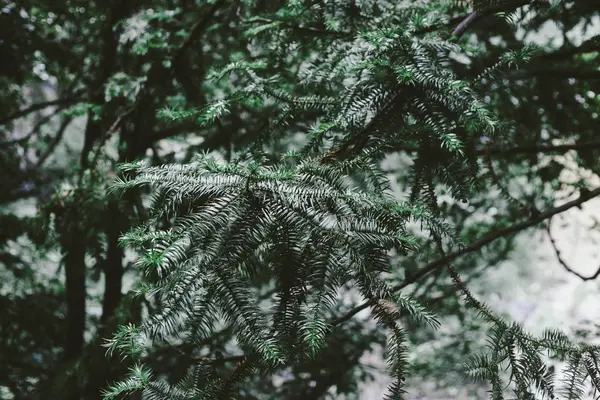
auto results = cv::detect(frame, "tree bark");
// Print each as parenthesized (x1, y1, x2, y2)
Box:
(63, 245, 87, 361)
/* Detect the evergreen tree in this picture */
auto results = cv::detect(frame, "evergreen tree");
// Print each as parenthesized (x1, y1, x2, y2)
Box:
(1, 0, 600, 399)
(102, 1, 600, 399)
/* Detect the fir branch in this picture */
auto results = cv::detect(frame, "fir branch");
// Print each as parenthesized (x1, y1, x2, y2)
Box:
(333, 186, 600, 326)
(407, 185, 600, 287)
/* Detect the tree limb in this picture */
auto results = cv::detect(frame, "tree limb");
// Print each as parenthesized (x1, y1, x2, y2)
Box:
(332, 186, 600, 326)
(450, 0, 532, 38)
(416, 0, 533, 37)
(34, 117, 74, 169)
(236, 7, 348, 37)
(451, 11, 480, 38)
(0, 108, 64, 147)
(0, 96, 83, 126)
(172, 0, 228, 68)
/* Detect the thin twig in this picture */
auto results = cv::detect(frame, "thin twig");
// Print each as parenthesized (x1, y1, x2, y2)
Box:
(35, 117, 74, 168)
(0, 108, 65, 147)
(451, 11, 480, 38)
(89, 107, 136, 169)
(0, 95, 83, 125)
(546, 219, 600, 281)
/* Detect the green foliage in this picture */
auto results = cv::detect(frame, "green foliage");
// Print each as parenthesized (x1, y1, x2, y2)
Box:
(103, 1, 600, 399)
(109, 156, 439, 396)
(2, 0, 600, 398)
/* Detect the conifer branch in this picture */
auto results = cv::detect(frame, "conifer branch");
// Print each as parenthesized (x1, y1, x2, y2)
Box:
(333, 186, 600, 326)
(235, 6, 349, 36)
(98, 1, 600, 397)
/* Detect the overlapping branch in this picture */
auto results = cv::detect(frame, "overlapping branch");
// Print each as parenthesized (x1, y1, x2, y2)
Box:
(333, 186, 600, 326)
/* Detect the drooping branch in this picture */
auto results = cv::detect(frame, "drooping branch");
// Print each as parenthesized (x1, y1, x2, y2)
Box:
(332, 186, 600, 326)
(410, 185, 600, 283)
